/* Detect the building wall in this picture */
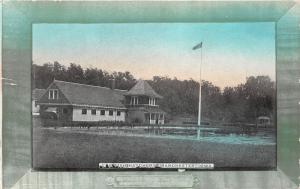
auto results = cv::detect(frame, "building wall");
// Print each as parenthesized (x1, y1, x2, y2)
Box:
(126, 107, 165, 124)
(58, 106, 73, 122)
(72, 108, 125, 122)
(32, 100, 40, 115)
(158, 119, 164, 124)
(126, 110, 146, 123)
(149, 113, 164, 125)
(39, 105, 73, 122)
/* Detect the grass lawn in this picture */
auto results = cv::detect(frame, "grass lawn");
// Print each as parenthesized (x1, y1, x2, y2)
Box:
(33, 124, 276, 170)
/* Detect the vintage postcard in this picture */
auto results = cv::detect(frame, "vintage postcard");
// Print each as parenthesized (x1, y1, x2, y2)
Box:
(2, 1, 299, 189)
(32, 23, 276, 170)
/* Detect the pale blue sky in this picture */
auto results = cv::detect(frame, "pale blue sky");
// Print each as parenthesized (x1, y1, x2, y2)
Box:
(33, 23, 275, 88)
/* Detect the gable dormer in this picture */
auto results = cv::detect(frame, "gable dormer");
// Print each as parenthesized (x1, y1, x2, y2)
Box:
(37, 80, 70, 104)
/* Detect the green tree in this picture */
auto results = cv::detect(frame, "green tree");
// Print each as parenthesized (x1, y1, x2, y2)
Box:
(32, 62, 275, 124)
(67, 63, 85, 83)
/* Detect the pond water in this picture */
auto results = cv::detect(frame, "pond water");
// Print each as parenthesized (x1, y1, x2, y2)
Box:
(54, 126, 276, 145)
(186, 132, 275, 145)
(159, 128, 275, 145)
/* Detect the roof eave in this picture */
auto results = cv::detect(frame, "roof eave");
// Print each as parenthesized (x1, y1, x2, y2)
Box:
(124, 93, 163, 99)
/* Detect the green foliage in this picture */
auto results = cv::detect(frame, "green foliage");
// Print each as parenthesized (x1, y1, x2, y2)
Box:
(32, 62, 136, 90)
(32, 62, 275, 123)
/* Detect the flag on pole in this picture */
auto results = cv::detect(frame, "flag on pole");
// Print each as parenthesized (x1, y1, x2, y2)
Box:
(192, 42, 202, 50)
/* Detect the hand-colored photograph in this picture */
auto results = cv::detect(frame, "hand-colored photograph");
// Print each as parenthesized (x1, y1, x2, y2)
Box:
(32, 23, 276, 169)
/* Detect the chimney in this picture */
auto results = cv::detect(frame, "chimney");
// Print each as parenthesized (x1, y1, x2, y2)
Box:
(111, 78, 115, 90)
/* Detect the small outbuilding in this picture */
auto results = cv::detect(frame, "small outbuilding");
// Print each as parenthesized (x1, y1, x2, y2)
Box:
(256, 116, 272, 128)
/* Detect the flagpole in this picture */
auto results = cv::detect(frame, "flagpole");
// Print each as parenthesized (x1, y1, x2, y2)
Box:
(197, 46, 202, 140)
(192, 42, 203, 140)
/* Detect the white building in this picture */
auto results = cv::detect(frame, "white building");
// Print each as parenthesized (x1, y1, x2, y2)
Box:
(38, 80, 127, 122)
(37, 79, 165, 125)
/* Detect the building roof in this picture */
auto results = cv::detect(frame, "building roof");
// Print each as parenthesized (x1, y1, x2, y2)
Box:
(32, 88, 46, 100)
(51, 80, 126, 109)
(125, 80, 162, 98)
(144, 107, 166, 114)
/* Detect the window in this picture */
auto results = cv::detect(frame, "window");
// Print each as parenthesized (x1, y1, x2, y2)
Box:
(109, 110, 113, 116)
(91, 109, 96, 115)
(100, 110, 105, 115)
(130, 96, 139, 105)
(49, 90, 53, 99)
(63, 108, 68, 114)
(48, 89, 59, 99)
(54, 90, 58, 99)
(117, 111, 121, 116)
(82, 109, 87, 115)
(149, 98, 156, 106)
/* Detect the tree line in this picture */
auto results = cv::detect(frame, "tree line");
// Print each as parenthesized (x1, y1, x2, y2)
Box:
(32, 62, 275, 123)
